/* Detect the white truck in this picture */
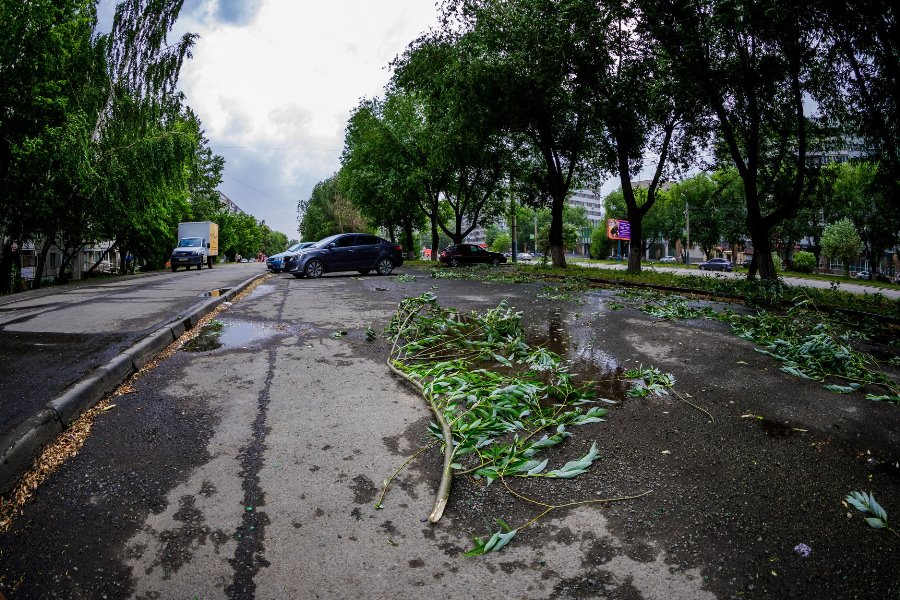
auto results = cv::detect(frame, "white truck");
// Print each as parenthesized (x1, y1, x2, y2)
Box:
(170, 222, 219, 271)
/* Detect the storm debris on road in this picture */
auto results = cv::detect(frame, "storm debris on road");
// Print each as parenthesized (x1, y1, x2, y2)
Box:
(384, 292, 649, 553)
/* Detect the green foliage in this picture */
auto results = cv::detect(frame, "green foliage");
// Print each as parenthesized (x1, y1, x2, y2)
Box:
(491, 233, 511, 254)
(387, 294, 609, 553)
(845, 491, 896, 537)
(299, 175, 367, 242)
(771, 254, 783, 272)
(624, 366, 676, 397)
(792, 251, 816, 273)
(590, 225, 611, 259)
(821, 218, 863, 275)
(619, 290, 899, 400)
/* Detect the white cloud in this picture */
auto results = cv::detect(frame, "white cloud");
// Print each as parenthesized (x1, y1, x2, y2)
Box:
(172, 1, 440, 239)
(99, 1, 439, 240)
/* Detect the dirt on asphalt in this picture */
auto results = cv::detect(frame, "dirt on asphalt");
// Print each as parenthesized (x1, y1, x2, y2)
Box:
(0, 267, 897, 599)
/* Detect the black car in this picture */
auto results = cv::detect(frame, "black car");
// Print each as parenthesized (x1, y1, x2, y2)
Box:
(285, 233, 404, 278)
(439, 244, 507, 267)
(698, 257, 733, 272)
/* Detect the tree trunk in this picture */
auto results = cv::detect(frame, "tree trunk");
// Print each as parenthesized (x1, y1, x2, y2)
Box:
(548, 191, 567, 268)
(0, 243, 13, 295)
(32, 241, 52, 290)
(430, 216, 440, 262)
(403, 217, 415, 260)
(627, 213, 642, 274)
(747, 229, 777, 280)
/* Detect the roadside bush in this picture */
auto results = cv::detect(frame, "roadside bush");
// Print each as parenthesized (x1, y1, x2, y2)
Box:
(771, 254, 783, 272)
(793, 251, 816, 273)
(590, 227, 610, 259)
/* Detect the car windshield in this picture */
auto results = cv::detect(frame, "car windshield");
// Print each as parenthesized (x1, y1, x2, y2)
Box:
(178, 238, 203, 247)
(286, 243, 308, 252)
(312, 235, 341, 249)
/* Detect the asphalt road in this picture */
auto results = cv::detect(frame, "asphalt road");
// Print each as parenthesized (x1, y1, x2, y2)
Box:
(0, 263, 266, 439)
(1, 268, 896, 599)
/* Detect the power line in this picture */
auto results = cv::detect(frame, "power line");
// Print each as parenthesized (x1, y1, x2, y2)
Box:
(211, 145, 341, 153)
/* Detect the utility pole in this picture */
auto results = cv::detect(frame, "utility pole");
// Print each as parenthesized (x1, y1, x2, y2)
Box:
(510, 180, 517, 264)
(684, 201, 690, 266)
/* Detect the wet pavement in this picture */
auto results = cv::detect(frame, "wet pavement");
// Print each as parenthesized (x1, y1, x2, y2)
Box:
(0, 267, 898, 599)
(0, 264, 265, 437)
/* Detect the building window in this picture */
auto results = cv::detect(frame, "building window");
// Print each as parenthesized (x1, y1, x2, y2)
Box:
(50, 253, 57, 268)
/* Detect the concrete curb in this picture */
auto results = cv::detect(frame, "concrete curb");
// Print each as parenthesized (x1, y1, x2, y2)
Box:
(0, 273, 267, 495)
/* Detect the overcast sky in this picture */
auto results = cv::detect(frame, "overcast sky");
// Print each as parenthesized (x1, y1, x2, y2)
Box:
(98, 0, 441, 240)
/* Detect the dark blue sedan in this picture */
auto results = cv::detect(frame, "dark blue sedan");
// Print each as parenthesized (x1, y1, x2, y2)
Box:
(285, 233, 404, 278)
(698, 258, 733, 272)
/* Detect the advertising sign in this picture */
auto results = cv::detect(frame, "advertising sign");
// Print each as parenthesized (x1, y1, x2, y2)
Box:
(607, 219, 631, 241)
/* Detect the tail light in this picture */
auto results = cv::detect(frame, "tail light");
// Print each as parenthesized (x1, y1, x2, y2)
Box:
(395, 245, 402, 252)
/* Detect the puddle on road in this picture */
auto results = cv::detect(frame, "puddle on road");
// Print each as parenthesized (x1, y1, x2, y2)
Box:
(183, 319, 283, 352)
(246, 283, 276, 299)
(199, 288, 231, 298)
(522, 292, 628, 402)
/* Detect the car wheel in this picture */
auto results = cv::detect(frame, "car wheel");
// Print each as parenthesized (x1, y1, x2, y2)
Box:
(492, 258, 500, 266)
(358, 270, 371, 275)
(376, 258, 394, 275)
(171, 265, 177, 272)
(449, 257, 460, 267)
(197, 262, 202, 270)
(305, 259, 324, 278)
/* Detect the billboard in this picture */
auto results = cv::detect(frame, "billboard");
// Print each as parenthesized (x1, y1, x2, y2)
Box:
(607, 219, 631, 241)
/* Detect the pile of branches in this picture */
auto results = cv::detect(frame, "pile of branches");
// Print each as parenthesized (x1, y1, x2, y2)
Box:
(384, 293, 617, 554)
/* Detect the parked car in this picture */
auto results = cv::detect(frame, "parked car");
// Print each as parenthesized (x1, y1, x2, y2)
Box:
(439, 244, 507, 267)
(285, 233, 404, 278)
(854, 270, 870, 280)
(698, 258, 733, 272)
(516, 252, 534, 261)
(741, 257, 752, 268)
(659, 256, 676, 263)
(266, 242, 314, 273)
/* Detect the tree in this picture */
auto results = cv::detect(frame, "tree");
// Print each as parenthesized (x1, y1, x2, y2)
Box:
(590, 225, 611, 259)
(0, 0, 102, 290)
(819, 1, 899, 182)
(491, 233, 511, 254)
(593, 1, 703, 274)
(445, 0, 612, 268)
(341, 97, 425, 258)
(299, 175, 367, 242)
(393, 36, 510, 246)
(827, 161, 898, 276)
(821, 218, 863, 277)
(644, 0, 820, 280)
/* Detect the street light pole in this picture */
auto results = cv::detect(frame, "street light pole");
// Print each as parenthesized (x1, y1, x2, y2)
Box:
(510, 180, 517, 264)
(684, 201, 690, 266)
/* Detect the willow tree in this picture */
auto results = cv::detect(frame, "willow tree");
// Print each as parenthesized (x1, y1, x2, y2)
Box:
(392, 35, 510, 246)
(341, 97, 424, 258)
(643, 0, 820, 279)
(0, 0, 102, 290)
(444, 0, 611, 268)
(594, 0, 703, 274)
(89, 0, 199, 269)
